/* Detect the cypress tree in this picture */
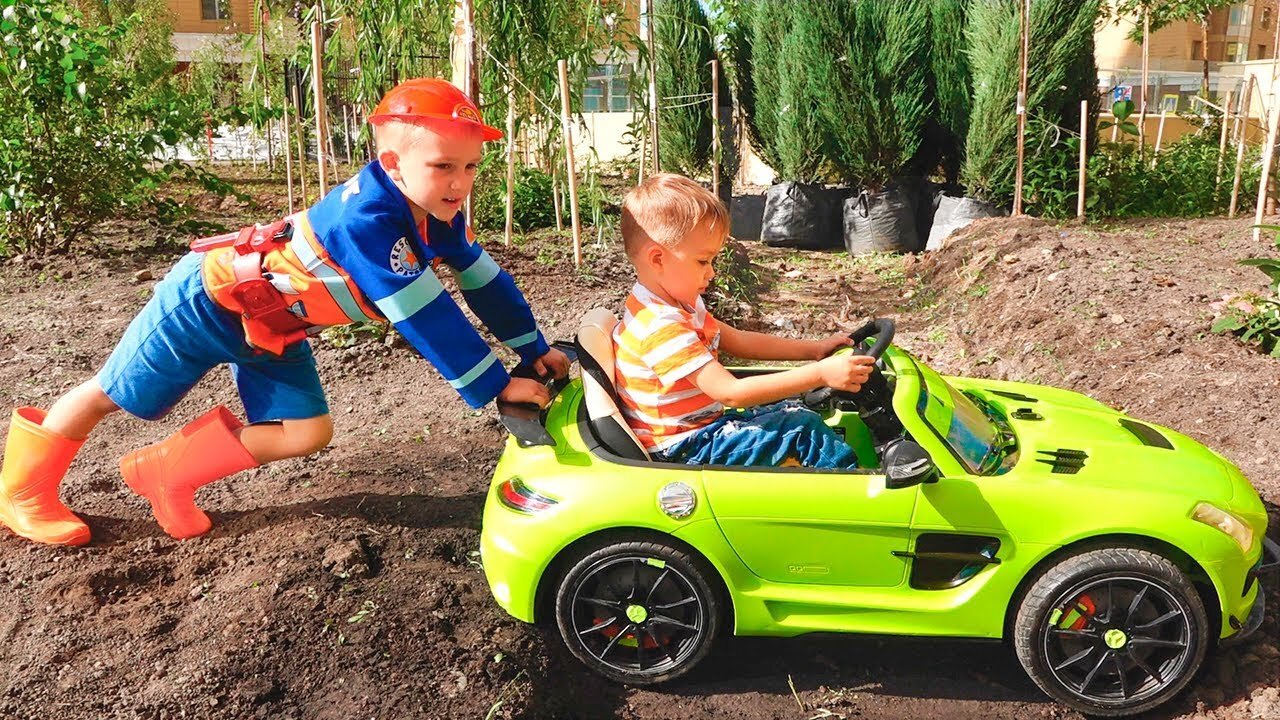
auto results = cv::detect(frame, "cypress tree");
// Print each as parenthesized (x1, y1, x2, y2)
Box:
(813, 0, 931, 190)
(748, 0, 790, 174)
(774, 23, 827, 183)
(961, 0, 1099, 204)
(923, 0, 972, 185)
(654, 0, 716, 176)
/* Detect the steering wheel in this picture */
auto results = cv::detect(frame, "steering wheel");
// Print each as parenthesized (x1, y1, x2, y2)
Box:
(803, 318, 895, 407)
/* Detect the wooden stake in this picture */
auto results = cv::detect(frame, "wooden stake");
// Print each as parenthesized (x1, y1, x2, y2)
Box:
(1152, 108, 1168, 166)
(257, 14, 274, 172)
(1139, 8, 1149, 154)
(1216, 89, 1233, 187)
(1013, 0, 1030, 216)
(1078, 99, 1088, 219)
(504, 78, 516, 246)
(310, 16, 328, 195)
(282, 96, 295, 213)
(711, 59, 720, 197)
(558, 60, 583, 267)
(291, 78, 308, 205)
(643, 0, 660, 172)
(552, 167, 563, 231)
(1230, 76, 1255, 218)
(1255, 101, 1280, 241)
(342, 105, 353, 163)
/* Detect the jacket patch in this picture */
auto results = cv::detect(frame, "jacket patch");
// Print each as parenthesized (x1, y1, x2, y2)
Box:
(389, 237, 424, 277)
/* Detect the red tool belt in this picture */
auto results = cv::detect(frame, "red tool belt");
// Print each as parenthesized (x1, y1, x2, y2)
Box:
(190, 220, 311, 356)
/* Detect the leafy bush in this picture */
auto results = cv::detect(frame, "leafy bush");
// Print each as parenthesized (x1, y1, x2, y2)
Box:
(654, 0, 716, 177)
(773, 17, 828, 183)
(747, 0, 791, 174)
(471, 153, 558, 232)
(0, 0, 206, 255)
(1212, 232, 1280, 357)
(922, 1, 971, 186)
(962, 0, 1099, 205)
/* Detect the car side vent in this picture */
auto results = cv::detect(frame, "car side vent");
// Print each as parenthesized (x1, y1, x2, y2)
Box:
(1011, 408, 1043, 420)
(1119, 419, 1173, 450)
(1036, 449, 1087, 474)
(991, 390, 1038, 403)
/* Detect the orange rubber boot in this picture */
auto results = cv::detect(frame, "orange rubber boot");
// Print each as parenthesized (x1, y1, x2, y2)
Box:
(120, 406, 259, 540)
(0, 407, 91, 546)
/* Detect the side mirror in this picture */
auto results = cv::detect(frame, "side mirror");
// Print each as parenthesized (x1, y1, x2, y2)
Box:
(882, 439, 939, 490)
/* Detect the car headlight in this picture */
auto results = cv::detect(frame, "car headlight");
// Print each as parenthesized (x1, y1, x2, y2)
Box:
(1191, 502, 1254, 552)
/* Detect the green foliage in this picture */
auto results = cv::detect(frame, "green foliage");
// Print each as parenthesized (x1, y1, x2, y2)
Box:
(923, 0, 972, 185)
(1212, 231, 1280, 357)
(1098, 99, 1139, 137)
(961, 0, 1099, 205)
(654, 0, 716, 177)
(0, 0, 206, 255)
(773, 12, 827, 183)
(471, 151, 557, 232)
(809, 0, 931, 189)
(747, 0, 790, 173)
(1026, 121, 1259, 219)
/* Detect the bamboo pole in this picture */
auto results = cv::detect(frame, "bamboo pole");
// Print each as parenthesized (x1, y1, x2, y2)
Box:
(342, 105, 353, 163)
(1139, 8, 1149, 154)
(282, 96, 295, 213)
(504, 77, 516, 246)
(711, 59, 720, 197)
(291, 78, 308, 205)
(1230, 76, 1256, 218)
(1013, 0, 1030, 216)
(1078, 100, 1088, 219)
(1254, 101, 1280, 242)
(1216, 89, 1233, 187)
(310, 16, 328, 195)
(558, 60, 582, 267)
(1152, 109, 1168, 167)
(257, 15, 274, 172)
(643, 0, 660, 172)
(552, 167, 563, 231)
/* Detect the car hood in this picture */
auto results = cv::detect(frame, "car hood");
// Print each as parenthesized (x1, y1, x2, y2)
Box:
(960, 379, 1237, 503)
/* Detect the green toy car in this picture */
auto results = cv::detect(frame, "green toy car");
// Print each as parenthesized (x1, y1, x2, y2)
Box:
(480, 312, 1278, 717)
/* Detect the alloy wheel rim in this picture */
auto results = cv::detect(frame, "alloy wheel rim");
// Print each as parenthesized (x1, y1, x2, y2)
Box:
(569, 555, 706, 677)
(1041, 574, 1195, 705)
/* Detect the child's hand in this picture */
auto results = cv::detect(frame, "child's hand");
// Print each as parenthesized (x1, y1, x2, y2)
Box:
(812, 332, 854, 360)
(815, 354, 875, 393)
(533, 347, 571, 380)
(498, 377, 551, 408)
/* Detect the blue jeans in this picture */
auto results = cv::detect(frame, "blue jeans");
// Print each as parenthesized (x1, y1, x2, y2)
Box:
(658, 401, 858, 469)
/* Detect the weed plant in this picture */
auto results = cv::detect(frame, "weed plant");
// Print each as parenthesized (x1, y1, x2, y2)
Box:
(1213, 230, 1280, 357)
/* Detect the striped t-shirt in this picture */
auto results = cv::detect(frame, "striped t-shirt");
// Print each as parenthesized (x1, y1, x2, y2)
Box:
(613, 283, 724, 451)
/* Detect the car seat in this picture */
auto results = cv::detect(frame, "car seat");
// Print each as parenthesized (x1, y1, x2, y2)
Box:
(575, 308, 652, 462)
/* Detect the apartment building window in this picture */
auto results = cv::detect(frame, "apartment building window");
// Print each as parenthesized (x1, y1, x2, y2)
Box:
(1263, 6, 1273, 28)
(1227, 41, 1244, 61)
(1193, 40, 1204, 59)
(1261, 44, 1270, 58)
(583, 64, 632, 113)
(202, 0, 229, 21)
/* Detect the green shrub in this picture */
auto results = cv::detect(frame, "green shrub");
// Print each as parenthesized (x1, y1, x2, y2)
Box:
(962, 0, 1098, 205)
(0, 0, 206, 255)
(773, 18, 828, 183)
(654, 0, 716, 177)
(1212, 232, 1280, 357)
(923, 1, 971, 185)
(747, 0, 791, 174)
(471, 154, 558, 232)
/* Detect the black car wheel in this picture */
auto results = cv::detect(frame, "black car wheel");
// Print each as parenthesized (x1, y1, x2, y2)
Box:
(1013, 547, 1209, 717)
(554, 539, 722, 684)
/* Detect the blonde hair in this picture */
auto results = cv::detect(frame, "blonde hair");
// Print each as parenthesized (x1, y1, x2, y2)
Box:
(621, 173, 728, 258)
(372, 119, 435, 155)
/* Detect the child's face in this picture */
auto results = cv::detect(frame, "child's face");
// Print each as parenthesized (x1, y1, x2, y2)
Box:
(380, 124, 484, 223)
(644, 219, 724, 308)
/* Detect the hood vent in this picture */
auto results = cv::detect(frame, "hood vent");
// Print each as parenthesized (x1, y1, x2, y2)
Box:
(1011, 408, 1043, 421)
(991, 390, 1038, 403)
(1036, 449, 1087, 474)
(1119, 419, 1173, 450)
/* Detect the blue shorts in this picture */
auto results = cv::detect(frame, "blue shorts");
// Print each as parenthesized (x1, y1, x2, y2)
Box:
(97, 252, 329, 423)
(658, 401, 858, 470)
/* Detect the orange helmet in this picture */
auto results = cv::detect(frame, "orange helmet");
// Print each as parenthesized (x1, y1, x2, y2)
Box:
(368, 78, 503, 141)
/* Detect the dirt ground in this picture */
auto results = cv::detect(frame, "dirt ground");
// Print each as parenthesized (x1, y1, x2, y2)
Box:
(0, 174, 1277, 720)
